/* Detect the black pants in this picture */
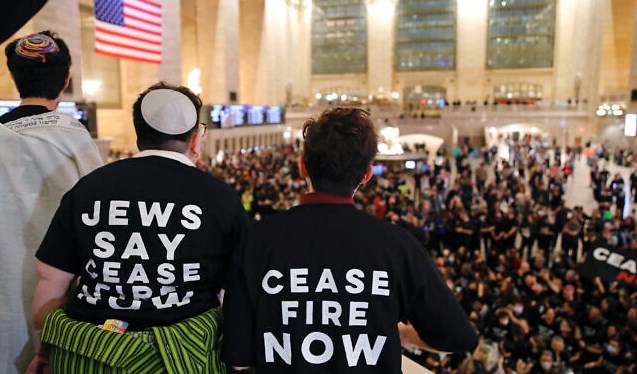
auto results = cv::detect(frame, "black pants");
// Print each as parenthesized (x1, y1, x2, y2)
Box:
(562, 235, 579, 261)
(537, 235, 553, 252)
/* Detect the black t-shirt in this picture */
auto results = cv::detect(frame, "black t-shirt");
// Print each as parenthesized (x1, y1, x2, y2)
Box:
(601, 348, 630, 373)
(535, 319, 558, 341)
(484, 318, 512, 342)
(222, 201, 478, 373)
(581, 319, 606, 345)
(537, 219, 553, 237)
(36, 156, 249, 329)
(496, 218, 515, 235)
(0, 104, 49, 123)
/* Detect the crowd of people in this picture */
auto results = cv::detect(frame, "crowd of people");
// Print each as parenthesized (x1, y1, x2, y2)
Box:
(3, 26, 634, 374)
(174, 134, 636, 373)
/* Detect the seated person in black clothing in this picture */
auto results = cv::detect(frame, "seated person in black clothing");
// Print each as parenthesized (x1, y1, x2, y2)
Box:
(222, 107, 478, 373)
(583, 337, 633, 372)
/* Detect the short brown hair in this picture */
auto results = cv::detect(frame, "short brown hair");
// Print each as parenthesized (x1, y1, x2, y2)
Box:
(302, 108, 378, 196)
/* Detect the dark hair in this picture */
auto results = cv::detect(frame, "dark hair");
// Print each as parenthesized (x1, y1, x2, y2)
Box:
(302, 107, 378, 196)
(5, 31, 71, 99)
(132, 82, 202, 152)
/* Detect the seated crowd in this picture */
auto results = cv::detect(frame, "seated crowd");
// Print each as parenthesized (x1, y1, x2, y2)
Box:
(106, 135, 637, 373)
(7, 28, 631, 374)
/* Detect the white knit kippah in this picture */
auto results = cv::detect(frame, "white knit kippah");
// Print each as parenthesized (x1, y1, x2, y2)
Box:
(140, 89, 197, 135)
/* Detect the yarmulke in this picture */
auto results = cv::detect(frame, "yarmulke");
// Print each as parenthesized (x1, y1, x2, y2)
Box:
(15, 33, 59, 63)
(141, 89, 197, 135)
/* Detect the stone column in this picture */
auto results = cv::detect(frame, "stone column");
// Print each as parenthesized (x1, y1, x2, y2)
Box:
(188, 0, 239, 104)
(552, 0, 577, 100)
(366, 0, 396, 99)
(159, 0, 181, 85)
(239, 0, 265, 104)
(456, 0, 488, 102)
(240, 0, 311, 105)
(630, 0, 637, 112)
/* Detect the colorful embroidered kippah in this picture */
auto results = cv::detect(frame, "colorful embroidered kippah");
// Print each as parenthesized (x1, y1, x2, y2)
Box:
(15, 34, 59, 63)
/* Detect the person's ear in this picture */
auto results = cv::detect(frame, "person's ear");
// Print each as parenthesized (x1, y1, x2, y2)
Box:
(62, 72, 71, 93)
(298, 156, 309, 178)
(360, 165, 373, 185)
(298, 156, 315, 192)
(188, 128, 202, 162)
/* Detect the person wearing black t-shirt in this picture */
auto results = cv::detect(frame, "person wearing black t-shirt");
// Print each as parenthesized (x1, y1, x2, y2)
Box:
(610, 173, 626, 215)
(222, 108, 478, 373)
(30, 83, 248, 373)
(455, 210, 474, 251)
(536, 212, 554, 254)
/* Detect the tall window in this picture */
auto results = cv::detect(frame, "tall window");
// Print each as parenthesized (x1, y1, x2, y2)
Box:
(80, 5, 121, 107)
(395, 0, 456, 71)
(312, 0, 367, 74)
(487, 0, 556, 69)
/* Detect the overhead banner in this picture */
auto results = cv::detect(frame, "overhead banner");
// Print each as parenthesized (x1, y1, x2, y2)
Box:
(579, 247, 637, 288)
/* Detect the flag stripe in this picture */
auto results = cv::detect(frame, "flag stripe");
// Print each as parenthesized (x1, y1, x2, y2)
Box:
(95, 20, 161, 43)
(96, 49, 161, 65)
(95, 35, 161, 53)
(125, 18, 162, 34)
(136, 0, 161, 9)
(124, 12, 161, 28)
(96, 42, 161, 63)
(123, 6, 161, 24)
(123, 1, 161, 17)
(124, 8, 161, 26)
(96, 25, 160, 46)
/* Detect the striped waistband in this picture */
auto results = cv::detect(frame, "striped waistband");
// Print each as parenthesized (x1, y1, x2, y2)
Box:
(41, 308, 225, 374)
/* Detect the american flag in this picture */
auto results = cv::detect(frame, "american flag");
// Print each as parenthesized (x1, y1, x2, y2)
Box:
(94, 0, 162, 64)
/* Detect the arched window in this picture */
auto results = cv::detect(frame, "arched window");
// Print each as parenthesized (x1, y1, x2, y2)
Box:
(487, 0, 556, 69)
(312, 0, 367, 74)
(395, 0, 456, 71)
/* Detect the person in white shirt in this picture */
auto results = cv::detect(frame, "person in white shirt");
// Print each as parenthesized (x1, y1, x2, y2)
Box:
(0, 30, 103, 374)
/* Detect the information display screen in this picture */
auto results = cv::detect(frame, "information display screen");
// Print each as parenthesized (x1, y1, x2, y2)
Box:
(209, 105, 285, 128)
(372, 164, 387, 176)
(0, 100, 18, 117)
(247, 106, 265, 125)
(229, 105, 246, 126)
(211, 105, 231, 128)
(58, 102, 87, 123)
(266, 106, 283, 124)
(0, 100, 85, 122)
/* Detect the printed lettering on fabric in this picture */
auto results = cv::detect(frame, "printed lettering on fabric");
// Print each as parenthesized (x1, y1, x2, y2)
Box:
(77, 200, 203, 310)
(579, 247, 637, 287)
(261, 268, 390, 367)
(5, 113, 85, 131)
